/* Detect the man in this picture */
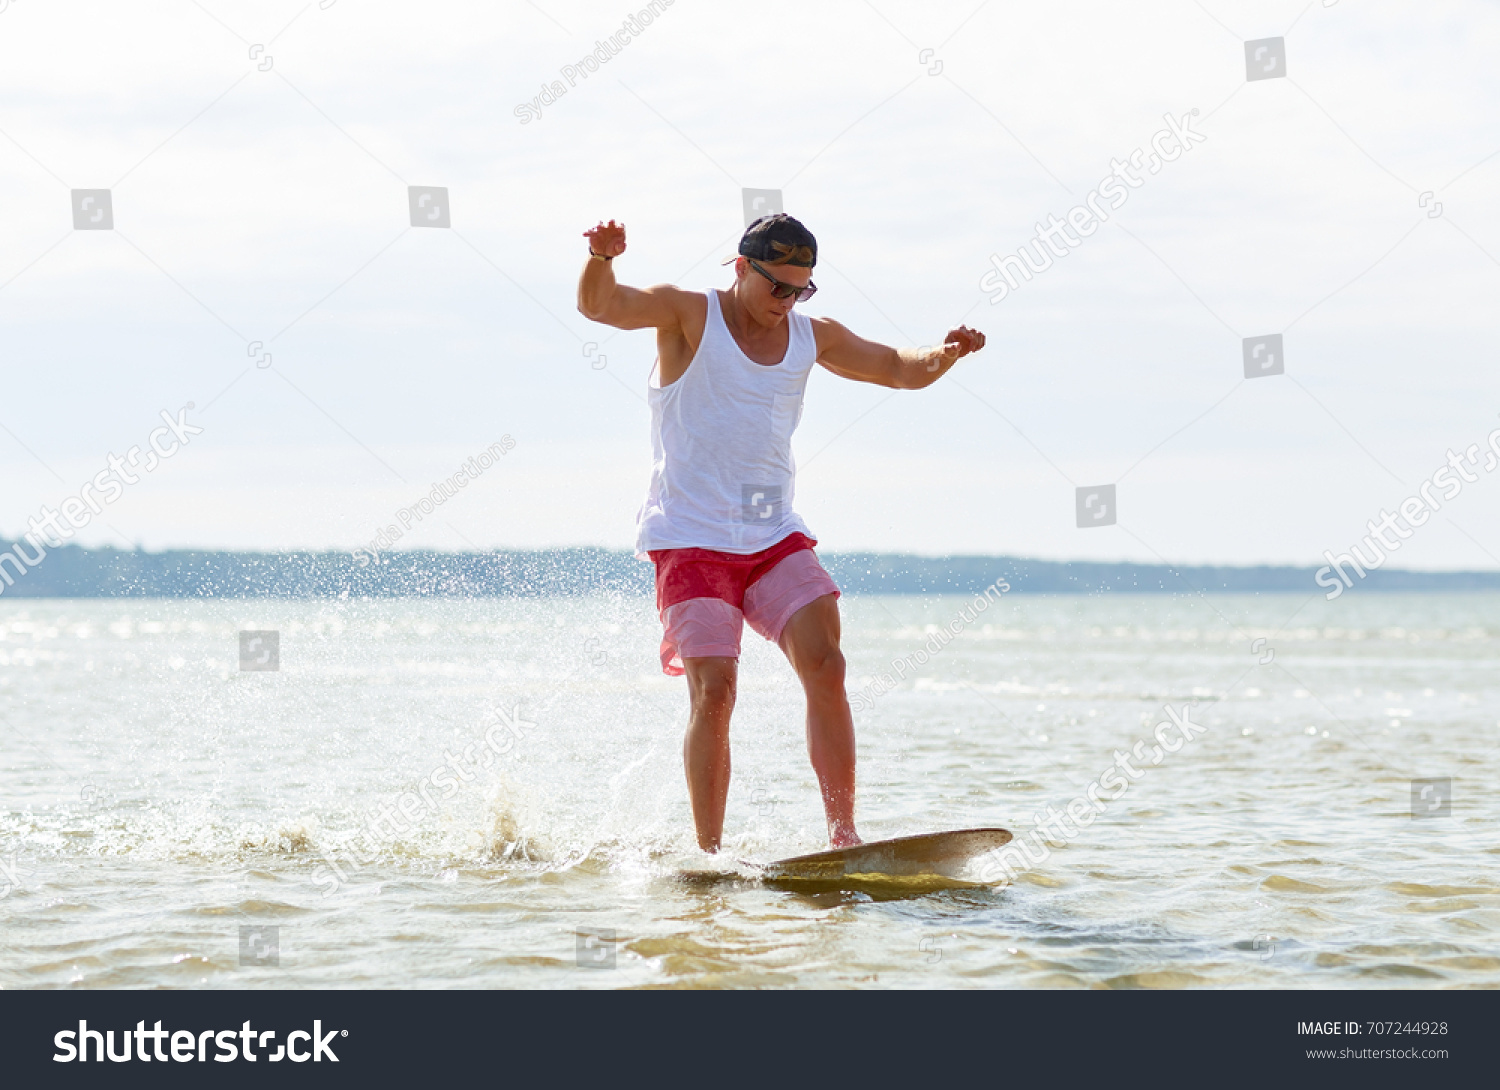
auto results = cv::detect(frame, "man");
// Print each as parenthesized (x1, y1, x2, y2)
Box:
(577, 213, 985, 852)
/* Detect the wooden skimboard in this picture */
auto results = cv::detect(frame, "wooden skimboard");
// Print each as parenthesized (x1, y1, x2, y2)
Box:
(760, 828, 1012, 892)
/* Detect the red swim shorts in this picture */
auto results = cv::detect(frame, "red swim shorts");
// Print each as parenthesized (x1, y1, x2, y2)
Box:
(647, 532, 841, 676)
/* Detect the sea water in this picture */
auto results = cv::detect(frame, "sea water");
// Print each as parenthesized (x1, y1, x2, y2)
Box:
(1, 592, 1496, 989)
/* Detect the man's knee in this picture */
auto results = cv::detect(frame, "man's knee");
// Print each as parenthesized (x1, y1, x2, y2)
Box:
(694, 675, 737, 710)
(687, 658, 737, 712)
(796, 644, 845, 690)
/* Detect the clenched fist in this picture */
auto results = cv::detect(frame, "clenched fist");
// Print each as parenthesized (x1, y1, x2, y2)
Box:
(942, 325, 985, 359)
(921, 325, 987, 373)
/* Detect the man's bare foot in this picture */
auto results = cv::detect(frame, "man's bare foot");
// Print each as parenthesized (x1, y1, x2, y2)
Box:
(830, 827, 862, 849)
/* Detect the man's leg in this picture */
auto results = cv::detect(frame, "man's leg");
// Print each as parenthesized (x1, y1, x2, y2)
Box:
(777, 594, 861, 847)
(682, 655, 737, 852)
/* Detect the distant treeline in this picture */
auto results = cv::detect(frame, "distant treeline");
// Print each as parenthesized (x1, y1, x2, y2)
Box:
(1, 542, 1498, 598)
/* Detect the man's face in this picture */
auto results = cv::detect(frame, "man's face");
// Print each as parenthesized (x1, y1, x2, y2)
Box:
(737, 257, 812, 326)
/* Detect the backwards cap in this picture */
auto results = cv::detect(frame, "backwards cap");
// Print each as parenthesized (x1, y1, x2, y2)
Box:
(724, 213, 817, 268)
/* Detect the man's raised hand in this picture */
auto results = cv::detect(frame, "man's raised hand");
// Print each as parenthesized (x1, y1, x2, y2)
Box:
(943, 325, 985, 359)
(923, 325, 986, 371)
(583, 219, 627, 258)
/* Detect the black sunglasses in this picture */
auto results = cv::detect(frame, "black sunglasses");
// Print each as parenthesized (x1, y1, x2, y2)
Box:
(747, 259, 817, 303)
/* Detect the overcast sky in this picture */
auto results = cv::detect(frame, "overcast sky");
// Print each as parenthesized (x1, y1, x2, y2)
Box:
(1, 0, 1497, 569)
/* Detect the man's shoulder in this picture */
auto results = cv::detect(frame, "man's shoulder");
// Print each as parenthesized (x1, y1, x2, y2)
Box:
(642, 283, 708, 300)
(642, 284, 710, 317)
(807, 314, 848, 352)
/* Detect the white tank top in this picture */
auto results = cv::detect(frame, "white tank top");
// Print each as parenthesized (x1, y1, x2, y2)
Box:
(635, 287, 817, 557)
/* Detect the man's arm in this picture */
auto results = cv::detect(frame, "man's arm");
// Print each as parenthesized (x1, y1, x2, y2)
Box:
(576, 219, 687, 330)
(812, 318, 986, 390)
